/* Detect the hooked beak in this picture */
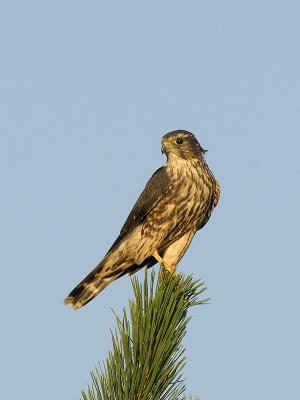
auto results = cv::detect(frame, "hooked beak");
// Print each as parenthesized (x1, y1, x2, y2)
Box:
(161, 142, 166, 155)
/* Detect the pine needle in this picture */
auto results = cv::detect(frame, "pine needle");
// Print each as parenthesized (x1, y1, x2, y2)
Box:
(81, 269, 207, 400)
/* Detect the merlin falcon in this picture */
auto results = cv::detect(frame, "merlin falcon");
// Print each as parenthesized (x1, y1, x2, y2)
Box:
(65, 130, 220, 309)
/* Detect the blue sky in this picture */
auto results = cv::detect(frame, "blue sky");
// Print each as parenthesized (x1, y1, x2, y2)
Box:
(1, 1, 299, 399)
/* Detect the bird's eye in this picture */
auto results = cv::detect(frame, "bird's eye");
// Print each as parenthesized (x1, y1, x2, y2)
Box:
(176, 138, 184, 145)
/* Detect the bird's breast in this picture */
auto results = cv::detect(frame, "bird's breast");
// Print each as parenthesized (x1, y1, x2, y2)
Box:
(146, 161, 216, 242)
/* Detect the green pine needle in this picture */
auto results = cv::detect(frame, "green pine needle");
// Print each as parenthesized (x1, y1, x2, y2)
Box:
(81, 269, 208, 400)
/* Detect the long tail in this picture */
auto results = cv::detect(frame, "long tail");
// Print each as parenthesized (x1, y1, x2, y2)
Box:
(64, 254, 124, 310)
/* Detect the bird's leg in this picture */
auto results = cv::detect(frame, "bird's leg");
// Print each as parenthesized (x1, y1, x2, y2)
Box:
(153, 250, 176, 273)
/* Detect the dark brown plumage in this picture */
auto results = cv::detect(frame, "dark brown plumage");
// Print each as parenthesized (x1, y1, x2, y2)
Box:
(64, 130, 220, 309)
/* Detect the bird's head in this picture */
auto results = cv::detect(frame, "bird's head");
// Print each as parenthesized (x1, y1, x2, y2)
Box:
(161, 130, 207, 161)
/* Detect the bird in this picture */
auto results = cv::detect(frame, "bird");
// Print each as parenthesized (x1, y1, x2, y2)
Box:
(64, 130, 220, 309)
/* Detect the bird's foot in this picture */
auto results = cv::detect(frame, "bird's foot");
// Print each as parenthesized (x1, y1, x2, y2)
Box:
(162, 261, 176, 273)
(153, 250, 177, 274)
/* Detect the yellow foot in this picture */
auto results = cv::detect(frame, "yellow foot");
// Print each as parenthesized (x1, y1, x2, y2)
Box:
(153, 250, 176, 273)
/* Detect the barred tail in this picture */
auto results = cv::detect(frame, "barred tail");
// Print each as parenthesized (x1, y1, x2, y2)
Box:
(64, 256, 122, 310)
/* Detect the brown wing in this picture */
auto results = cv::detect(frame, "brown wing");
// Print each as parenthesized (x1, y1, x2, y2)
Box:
(107, 166, 170, 252)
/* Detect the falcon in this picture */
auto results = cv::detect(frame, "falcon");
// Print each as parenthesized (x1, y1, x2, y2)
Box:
(65, 130, 220, 309)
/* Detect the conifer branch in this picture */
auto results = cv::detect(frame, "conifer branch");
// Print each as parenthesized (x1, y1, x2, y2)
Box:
(81, 270, 208, 400)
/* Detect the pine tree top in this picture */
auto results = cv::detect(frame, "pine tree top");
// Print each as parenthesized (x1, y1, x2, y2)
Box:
(81, 270, 208, 400)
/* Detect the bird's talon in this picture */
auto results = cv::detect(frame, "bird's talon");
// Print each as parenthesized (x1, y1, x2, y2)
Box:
(162, 262, 176, 273)
(153, 250, 176, 273)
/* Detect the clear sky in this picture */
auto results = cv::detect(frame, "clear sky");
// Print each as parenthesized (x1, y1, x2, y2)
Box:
(1, 1, 299, 399)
